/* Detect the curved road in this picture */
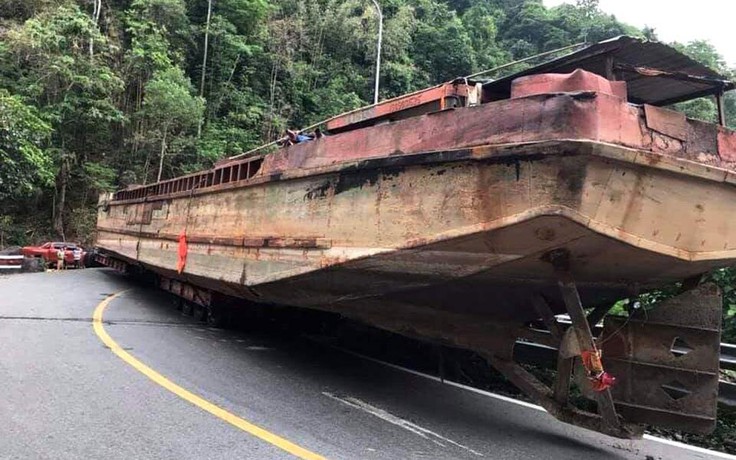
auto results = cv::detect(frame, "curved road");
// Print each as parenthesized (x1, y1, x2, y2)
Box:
(0, 268, 731, 459)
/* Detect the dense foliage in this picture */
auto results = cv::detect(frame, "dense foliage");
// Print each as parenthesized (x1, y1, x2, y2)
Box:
(1, 0, 733, 242)
(1, 0, 735, 337)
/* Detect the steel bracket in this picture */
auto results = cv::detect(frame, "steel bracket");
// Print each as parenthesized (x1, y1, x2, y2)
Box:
(601, 283, 722, 434)
(484, 251, 642, 438)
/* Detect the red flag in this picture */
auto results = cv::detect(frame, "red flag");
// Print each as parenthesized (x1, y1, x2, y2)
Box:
(177, 231, 187, 274)
(581, 349, 616, 392)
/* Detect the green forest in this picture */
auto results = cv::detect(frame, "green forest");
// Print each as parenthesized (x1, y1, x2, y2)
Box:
(2, 0, 735, 246)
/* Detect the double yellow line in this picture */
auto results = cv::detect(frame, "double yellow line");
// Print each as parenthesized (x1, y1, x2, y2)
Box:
(93, 291, 325, 460)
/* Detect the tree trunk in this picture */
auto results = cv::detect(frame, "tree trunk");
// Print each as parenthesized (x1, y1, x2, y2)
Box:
(156, 127, 168, 183)
(142, 151, 151, 185)
(132, 79, 143, 158)
(54, 157, 68, 240)
(267, 62, 278, 140)
(213, 54, 240, 116)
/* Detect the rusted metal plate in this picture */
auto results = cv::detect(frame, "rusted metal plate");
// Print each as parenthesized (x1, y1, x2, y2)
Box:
(96, 149, 736, 320)
(186, 235, 245, 247)
(266, 238, 332, 249)
(685, 118, 718, 160)
(602, 283, 722, 434)
(97, 226, 330, 250)
(325, 82, 471, 132)
(718, 125, 736, 162)
(511, 69, 627, 99)
(160, 277, 212, 307)
(644, 104, 688, 140)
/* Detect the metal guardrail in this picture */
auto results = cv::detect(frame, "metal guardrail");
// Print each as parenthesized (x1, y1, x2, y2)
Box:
(542, 316, 736, 370)
(0, 255, 23, 270)
(528, 318, 736, 371)
(721, 343, 736, 371)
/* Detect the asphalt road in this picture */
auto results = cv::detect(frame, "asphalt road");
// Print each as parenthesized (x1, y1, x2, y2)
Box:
(0, 268, 732, 460)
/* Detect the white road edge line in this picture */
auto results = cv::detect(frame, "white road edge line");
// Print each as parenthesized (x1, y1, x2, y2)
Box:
(641, 435, 736, 460)
(323, 342, 736, 460)
(322, 392, 484, 456)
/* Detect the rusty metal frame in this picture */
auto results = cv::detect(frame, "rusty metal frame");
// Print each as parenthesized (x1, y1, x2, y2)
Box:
(601, 283, 722, 434)
(484, 248, 642, 438)
(484, 246, 722, 437)
(94, 253, 129, 273)
(325, 81, 473, 132)
(159, 277, 212, 308)
(554, 268, 632, 435)
(485, 353, 641, 437)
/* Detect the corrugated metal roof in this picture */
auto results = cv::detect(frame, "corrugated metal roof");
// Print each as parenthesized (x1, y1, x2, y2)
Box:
(482, 36, 734, 106)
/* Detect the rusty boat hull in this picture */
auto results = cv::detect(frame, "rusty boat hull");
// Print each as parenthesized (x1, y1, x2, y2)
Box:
(96, 38, 736, 437)
(97, 98, 736, 342)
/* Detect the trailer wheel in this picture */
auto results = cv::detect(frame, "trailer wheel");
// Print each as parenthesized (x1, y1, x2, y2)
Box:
(181, 301, 193, 316)
(194, 305, 207, 322)
(206, 307, 227, 328)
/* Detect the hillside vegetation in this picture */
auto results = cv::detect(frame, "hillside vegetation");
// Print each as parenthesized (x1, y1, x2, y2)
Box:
(2, 0, 734, 244)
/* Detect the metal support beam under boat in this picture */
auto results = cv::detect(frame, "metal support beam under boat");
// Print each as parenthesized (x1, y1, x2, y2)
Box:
(482, 245, 722, 437)
(482, 248, 642, 439)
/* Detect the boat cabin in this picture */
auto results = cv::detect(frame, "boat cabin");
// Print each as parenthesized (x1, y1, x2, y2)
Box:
(326, 36, 734, 133)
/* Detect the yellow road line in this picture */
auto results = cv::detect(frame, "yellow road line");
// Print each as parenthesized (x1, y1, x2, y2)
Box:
(93, 291, 326, 460)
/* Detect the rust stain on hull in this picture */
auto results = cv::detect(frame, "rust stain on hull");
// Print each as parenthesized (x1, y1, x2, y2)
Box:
(97, 145, 736, 323)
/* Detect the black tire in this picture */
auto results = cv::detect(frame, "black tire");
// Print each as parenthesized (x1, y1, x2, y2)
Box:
(193, 305, 207, 322)
(206, 308, 228, 328)
(83, 249, 102, 268)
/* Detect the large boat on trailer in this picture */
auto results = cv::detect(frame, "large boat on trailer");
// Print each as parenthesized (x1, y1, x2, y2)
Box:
(95, 37, 736, 438)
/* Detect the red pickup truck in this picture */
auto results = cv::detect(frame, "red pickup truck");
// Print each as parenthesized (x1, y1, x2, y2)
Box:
(21, 242, 85, 268)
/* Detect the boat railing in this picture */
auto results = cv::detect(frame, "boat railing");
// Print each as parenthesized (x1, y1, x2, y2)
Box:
(113, 155, 264, 202)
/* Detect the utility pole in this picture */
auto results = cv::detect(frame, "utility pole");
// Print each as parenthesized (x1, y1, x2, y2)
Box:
(200, 0, 213, 99)
(370, 0, 382, 105)
(197, 0, 213, 138)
